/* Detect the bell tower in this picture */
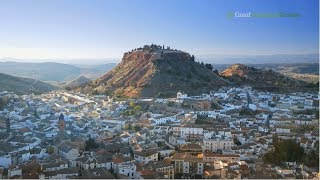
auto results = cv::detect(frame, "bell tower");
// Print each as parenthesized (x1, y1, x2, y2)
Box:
(58, 113, 65, 131)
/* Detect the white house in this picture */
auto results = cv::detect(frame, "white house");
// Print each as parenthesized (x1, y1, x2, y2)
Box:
(150, 116, 177, 126)
(44, 167, 79, 179)
(134, 150, 158, 164)
(96, 155, 113, 169)
(276, 127, 290, 134)
(180, 125, 203, 139)
(8, 166, 22, 178)
(155, 99, 168, 104)
(295, 119, 312, 125)
(103, 119, 126, 126)
(177, 92, 188, 99)
(44, 160, 69, 171)
(171, 153, 203, 176)
(258, 126, 269, 133)
(57, 143, 80, 160)
(117, 161, 137, 179)
(203, 139, 234, 152)
(249, 104, 257, 110)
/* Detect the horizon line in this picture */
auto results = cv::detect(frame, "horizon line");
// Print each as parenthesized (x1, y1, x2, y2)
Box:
(0, 52, 318, 61)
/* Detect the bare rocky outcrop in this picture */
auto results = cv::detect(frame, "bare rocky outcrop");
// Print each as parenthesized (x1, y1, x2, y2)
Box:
(76, 45, 229, 97)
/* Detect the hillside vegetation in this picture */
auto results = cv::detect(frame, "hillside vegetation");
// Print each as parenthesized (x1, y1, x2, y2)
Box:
(0, 73, 57, 94)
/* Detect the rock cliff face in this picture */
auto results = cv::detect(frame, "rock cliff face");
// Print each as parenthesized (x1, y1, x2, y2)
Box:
(77, 45, 229, 97)
(220, 64, 251, 77)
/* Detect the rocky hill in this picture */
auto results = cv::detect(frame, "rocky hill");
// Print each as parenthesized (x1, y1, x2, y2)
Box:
(0, 73, 57, 94)
(77, 45, 230, 97)
(220, 64, 313, 92)
(64, 76, 92, 88)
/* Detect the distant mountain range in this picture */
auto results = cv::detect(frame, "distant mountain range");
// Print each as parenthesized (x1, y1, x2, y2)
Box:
(201, 53, 319, 64)
(0, 73, 57, 94)
(0, 61, 116, 83)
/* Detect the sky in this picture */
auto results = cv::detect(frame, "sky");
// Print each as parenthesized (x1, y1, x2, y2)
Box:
(0, 0, 318, 63)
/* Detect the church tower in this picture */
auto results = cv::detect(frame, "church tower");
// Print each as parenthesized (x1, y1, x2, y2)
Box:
(58, 113, 65, 131)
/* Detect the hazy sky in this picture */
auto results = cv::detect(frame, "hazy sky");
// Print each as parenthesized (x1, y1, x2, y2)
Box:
(0, 0, 318, 63)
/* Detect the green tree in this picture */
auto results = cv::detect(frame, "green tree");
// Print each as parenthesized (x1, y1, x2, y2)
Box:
(85, 138, 99, 150)
(187, 72, 192, 79)
(3, 169, 8, 178)
(167, 101, 175, 107)
(233, 137, 241, 145)
(91, 90, 99, 95)
(191, 55, 195, 61)
(133, 125, 141, 132)
(34, 110, 40, 119)
(156, 92, 167, 98)
(129, 102, 135, 108)
(205, 63, 213, 71)
(272, 134, 279, 145)
(263, 139, 304, 165)
(134, 105, 141, 111)
(211, 101, 222, 110)
(304, 149, 319, 167)
(129, 110, 135, 116)
(47, 146, 54, 154)
(0, 99, 5, 110)
(124, 124, 132, 130)
(104, 90, 113, 96)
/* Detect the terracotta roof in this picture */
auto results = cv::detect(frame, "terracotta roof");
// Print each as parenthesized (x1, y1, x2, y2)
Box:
(78, 167, 115, 179)
(112, 156, 123, 164)
(139, 169, 156, 176)
(134, 149, 157, 157)
(204, 152, 240, 158)
(171, 152, 203, 163)
(179, 143, 202, 151)
(257, 138, 268, 145)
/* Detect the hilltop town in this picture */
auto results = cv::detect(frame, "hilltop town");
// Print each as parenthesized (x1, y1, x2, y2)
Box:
(0, 86, 318, 179)
(0, 0, 319, 179)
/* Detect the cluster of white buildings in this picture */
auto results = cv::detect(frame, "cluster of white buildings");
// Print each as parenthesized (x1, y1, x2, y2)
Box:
(0, 86, 318, 179)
